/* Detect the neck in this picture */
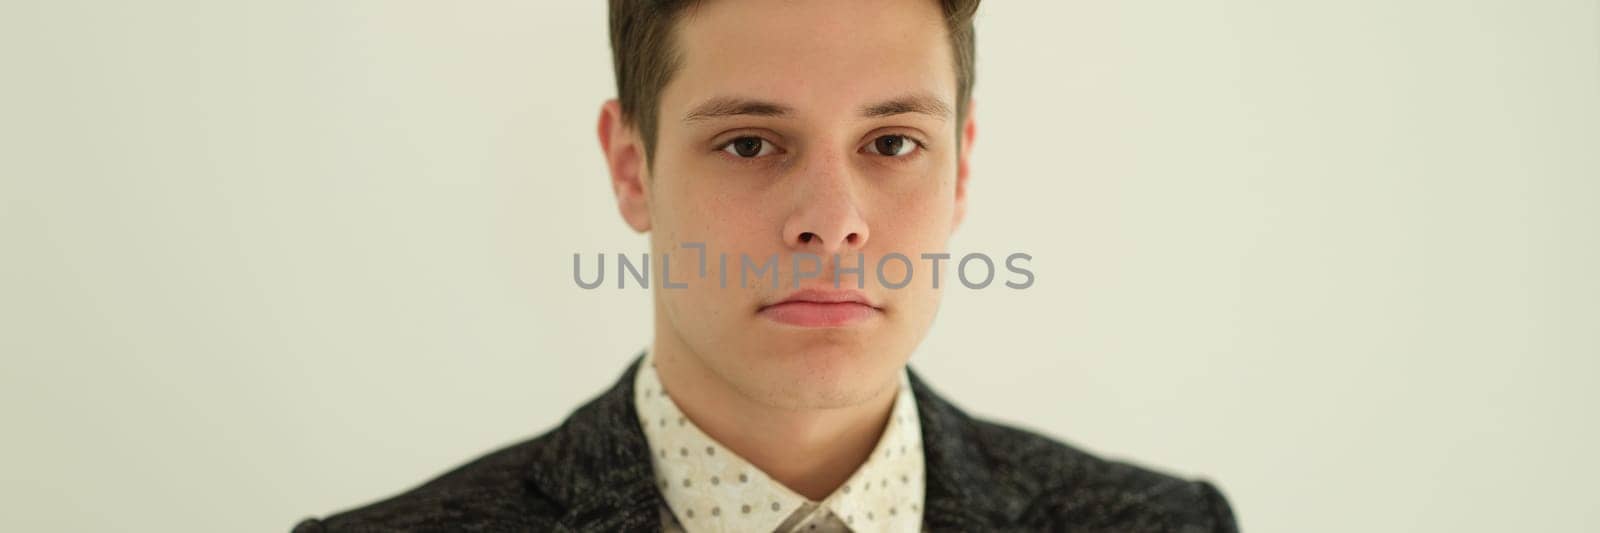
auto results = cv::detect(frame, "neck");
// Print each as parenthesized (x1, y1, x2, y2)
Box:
(649, 326, 899, 501)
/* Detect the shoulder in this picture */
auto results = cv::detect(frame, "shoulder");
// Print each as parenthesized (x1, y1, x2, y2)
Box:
(968, 418, 1238, 532)
(292, 356, 660, 532)
(291, 431, 569, 533)
(906, 366, 1237, 532)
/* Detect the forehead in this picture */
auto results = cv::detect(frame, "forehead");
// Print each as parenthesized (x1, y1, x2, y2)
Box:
(662, 0, 956, 119)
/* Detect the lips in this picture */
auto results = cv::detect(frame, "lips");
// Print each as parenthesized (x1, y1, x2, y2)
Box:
(757, 288, 881, 327)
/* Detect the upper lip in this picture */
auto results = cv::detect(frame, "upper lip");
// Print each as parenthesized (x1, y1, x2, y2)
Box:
(762, 287, 880, 309)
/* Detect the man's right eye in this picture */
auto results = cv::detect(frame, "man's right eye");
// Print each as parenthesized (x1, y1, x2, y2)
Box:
(721, 136, 775, 158)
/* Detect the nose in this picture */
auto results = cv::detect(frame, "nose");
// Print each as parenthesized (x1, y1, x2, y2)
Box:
(781, 155, 870, 255)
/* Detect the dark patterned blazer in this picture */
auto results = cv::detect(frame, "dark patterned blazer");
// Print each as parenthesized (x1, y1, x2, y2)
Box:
(294, 354, 1238, 532)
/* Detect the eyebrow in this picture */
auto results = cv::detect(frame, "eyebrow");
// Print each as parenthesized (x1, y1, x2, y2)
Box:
(682, 94, 954, 123)
(683, 97, 793, 122)
(861, 94, 953, 120)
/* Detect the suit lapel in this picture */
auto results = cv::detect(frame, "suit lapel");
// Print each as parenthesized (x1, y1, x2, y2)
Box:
(529, 352, 664, 531)
(908, 366, 1020, 531)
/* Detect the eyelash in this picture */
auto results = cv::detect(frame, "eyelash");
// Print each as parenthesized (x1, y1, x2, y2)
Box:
(712, 133, 929, 163)
(864, 134, 927, 158)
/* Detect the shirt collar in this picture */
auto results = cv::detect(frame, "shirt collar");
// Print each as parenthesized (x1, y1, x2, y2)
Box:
(634, 348, 925, 532)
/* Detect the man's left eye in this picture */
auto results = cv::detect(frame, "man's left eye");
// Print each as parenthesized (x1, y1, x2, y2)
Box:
(866, 135, 918, 157)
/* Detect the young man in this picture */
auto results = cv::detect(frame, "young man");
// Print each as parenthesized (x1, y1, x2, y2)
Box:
(294, 0, 1237, 531)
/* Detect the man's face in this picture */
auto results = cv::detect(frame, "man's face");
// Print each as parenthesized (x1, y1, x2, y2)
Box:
(633, 0, 971, 409)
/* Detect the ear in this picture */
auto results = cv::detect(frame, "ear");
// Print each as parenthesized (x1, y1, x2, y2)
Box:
(952, 99, 977, 232)
(598, 99, 652, 232)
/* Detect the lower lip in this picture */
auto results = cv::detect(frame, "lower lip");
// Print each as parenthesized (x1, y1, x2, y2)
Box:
(759, 302, 879, 327)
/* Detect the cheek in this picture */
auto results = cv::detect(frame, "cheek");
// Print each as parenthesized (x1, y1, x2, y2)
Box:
(648, 162, 775, 311)
(664, 181, 773, 255)
(869, 174, 958, 252)
(651, 156, 757, 244)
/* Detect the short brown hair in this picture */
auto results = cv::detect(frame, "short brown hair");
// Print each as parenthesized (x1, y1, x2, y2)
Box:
(608, 0, 980, 162)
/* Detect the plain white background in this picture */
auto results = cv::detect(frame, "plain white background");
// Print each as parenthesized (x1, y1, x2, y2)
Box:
(3, 1, 1597, 531)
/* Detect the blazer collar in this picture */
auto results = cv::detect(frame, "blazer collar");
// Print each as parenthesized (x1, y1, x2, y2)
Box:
(530, 353, 662, 530)
(907, 366, 1031, 529)
(535, 352, 1016, 531)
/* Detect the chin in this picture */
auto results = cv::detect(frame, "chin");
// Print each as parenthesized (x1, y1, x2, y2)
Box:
(740, 337, 900, 409)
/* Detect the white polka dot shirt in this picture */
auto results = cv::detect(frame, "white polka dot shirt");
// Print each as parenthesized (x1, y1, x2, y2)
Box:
(634, 349, 926, 532)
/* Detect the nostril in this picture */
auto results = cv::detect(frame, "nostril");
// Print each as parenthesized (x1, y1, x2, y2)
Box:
(800, 232, 816, 243)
